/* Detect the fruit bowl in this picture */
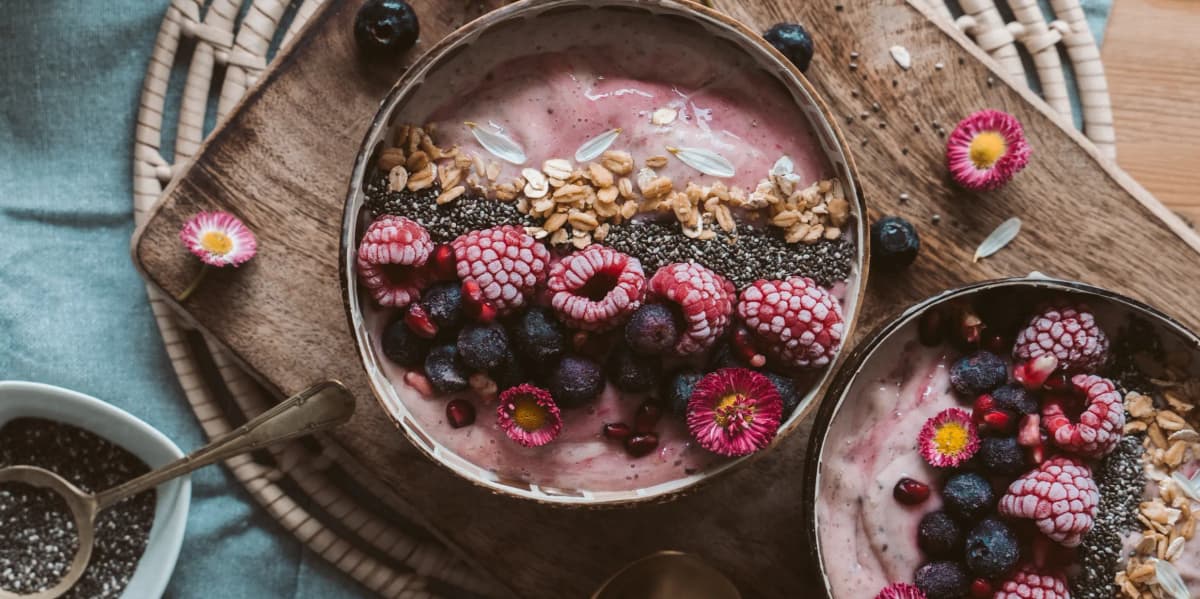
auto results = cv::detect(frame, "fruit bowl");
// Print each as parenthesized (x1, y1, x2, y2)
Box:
(341, 0, 867, 505)
(803, 277, 1200, 598)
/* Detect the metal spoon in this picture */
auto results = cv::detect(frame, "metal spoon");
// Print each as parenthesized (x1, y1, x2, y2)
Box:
(591, 551, 742, 599)
(0, 381, 355, 599)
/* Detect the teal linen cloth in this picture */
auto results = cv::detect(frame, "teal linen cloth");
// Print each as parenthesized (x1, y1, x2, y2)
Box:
(0, 1, 1110, 597)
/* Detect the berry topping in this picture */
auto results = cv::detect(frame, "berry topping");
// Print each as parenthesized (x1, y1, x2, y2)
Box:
(1041, 374, 1125, 458)
(914, 561, 970, 599)
(648, 262, 736, 356)
(918, 408, 981, 468)
(496, 384, 562, 448)
(764, 372, 802, 417)
(452, 225, 549, 316)
(993, 567, 1069, 599)
(404, 303, 439, 339)
(445, 399, 475, 428)
(624, 303, 681, 355)
(686, 368, 783, 457)
(625, 433, 660, 457)
(730, 326, 768, 368)
(546, 355, 605, 409)
(874, 582, 927, 599)
(547, 246, 646, 332)
(456, 323, 511, 372)
(943, 472, 996, 522)
(998, 456, 1099, 547)
(424, 344, 469, 395)
(1012, 353, 1059, 390)
(894, 477, 932, 505)
(665, 371, 703, 416)
(946, 109, 1031, 192)
(461, 279, 498, 323)
(1013, 302, 1109, 374)
(991, 384, 1039, 415)
(608, 346, 661, 393)
(762, 23, 815, 72)
(871, 216, 921, 269)
(964, 518, 1020, 579)
(978, 436, 1028, 475)
(968, 579, 993, 599)
(357, 215, 433, 308)
(381, 313, 431, 368)
(421, 282, 464, 330)
(602, 422, 632, 440)
(737, 277, 845, 370)
(427, 243, 458, 281)
(354, 0, 420, 58)
(918, 511, 964, 558)
(949, 351, 1008, 397)
(511, 307, 568, 366)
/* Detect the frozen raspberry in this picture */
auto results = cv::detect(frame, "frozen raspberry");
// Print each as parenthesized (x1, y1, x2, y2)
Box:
(1042, 374, 1125, 458)
(357, 215, 433, 308)
(647, 262, 735, 356)
(1013, 302, 1109, 374)
(737, 277, 845, 370)
(993, 567, 1070, 599)
(998, 456, 1099, 547)
(547, 246, 646, 331)
(452, 226, 549, 316)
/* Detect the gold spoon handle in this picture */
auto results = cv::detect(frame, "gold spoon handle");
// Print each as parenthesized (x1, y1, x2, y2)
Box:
(94, 381, 355, 511)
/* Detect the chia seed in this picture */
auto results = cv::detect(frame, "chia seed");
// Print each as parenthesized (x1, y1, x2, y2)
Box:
(364, 175, 534, 241)
(1071, 434, 1145, 599)
(602, 220, 855, 288)
(0, 419, 155, 598)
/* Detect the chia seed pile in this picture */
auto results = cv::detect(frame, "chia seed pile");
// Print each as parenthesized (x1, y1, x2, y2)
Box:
(364, 174, 856, 288)
(1071, 433, 1145, 599)
(0, 418, 155, 598)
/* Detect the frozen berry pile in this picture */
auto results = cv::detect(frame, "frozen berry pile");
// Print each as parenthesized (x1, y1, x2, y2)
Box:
(872, 299, 1138, 599)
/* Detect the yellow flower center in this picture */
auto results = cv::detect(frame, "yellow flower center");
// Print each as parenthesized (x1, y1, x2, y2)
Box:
(934, 422, 970, 456)
(968, 131, 1007, 169)
(512, 397, 547, 431)
(200, 231, 233, 255)
(714, 393, 752, 428)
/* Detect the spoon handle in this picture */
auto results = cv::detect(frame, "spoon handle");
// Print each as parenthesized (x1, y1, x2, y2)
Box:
(95, 381, 355, 511)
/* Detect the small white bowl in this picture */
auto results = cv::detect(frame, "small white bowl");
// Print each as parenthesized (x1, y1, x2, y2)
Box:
(0, 381, 189, 598)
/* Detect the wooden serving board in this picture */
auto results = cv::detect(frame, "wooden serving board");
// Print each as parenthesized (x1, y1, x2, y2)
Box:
(132, 0, 1200, 596)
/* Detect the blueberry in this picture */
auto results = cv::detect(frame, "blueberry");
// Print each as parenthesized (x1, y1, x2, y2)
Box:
(381, 313, 430, 367)
(914, 561, 970, 599)
(456, 323, 511, 372)
(765, 372, 802, 416)
(943, 472, 996, 523)
(871, 216, 921, 269)
(511, 307, 567, 366)
(625, 303, 681, 355)
(424, 344, 469, 394)
(917, 511, 963, 558)
(762, 23, 815, 72)
(489, 355, 527, 392)
(547, 355, 605, 408)
(608, 346, 660, 392)
(978, 436, 1027, 475)
(422, 282, 463, 331)
(991, 384, 1038, 415)
(665, 371, 703, 416)
(708, 344, 747, 370)
(354, 0, 419, 58)
(950, 351, 1008, 397)
(964, 518, 1020, 579)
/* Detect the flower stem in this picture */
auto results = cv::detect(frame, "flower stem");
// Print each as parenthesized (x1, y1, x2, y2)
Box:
(177, 265, 210, 302)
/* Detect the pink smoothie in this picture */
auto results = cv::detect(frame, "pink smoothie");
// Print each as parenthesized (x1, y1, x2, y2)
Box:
(816, 335, 959, 597)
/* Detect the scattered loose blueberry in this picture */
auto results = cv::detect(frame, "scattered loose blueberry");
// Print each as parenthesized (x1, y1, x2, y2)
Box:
(421, 282, 464, 330)
(354, 0, 420, 59)
(547, 355, 605, 408)
(964, 518, 1020, 579)
(894, 477, 931, 505)
(381, 314, 431, 367)
(978, 436, 1027, 475)
(424, 344, 469, 394)
(625, 433, 659, 457)
(608, 346, 661, 392)
(763, 23, 815, 72)
(914, 561, 970, 599)
(871, 216, 921, 269)
(917, 510, 964, 558)
(456, 323, 511, 371)
(665, 371, 703, 416)
(942, 472, 996, 523)
(949, 351, 1008, 397)
(445, 399, 475, 428)
(511, 307, 568, 366)
(625, 303, 681, 355)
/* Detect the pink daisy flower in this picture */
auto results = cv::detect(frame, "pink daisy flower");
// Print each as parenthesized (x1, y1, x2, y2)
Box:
(179, 211, 258, 267)
(496, 384, 563, 448)
(686, 368, 783, 457)
(918, 407, 980, 468)
(946, 109, 1031, 191)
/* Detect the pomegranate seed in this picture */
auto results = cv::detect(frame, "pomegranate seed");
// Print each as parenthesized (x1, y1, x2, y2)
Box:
(731, 327, 767, 368)
(1042, 372, 1071, 391)
(969, 578, 993, 598)
(461, 280, 497, 323)
(893, 477, 931, 505)
(1013, 354, 1058, 389)
(445, 399, 475, 428)
(404, 304, 439, 338)
(1017, 414, 1042, 447)
(958, 309, 985, 345)
(974, 393, 996, 413)
(603, 422, 632, 440)
(981, 409, 1015, 433)
(625, 433, 659, 457)
(917, 310, 946, 346)
(634, 402, 662, 433)
(429, 244, 458, 281)
(982, 333, 1008, 354)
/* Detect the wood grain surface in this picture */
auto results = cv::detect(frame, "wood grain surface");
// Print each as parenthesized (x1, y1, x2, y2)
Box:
(1104, 0, 1200, 226)
(132, 0, 1200, 597)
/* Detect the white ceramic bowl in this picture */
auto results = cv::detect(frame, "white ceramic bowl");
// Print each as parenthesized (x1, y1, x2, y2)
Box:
(0, 381, 189, 598)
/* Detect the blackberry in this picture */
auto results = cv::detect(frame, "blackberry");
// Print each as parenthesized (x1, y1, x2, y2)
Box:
(608, 346, 661, 392)
(943, 472, 996, 523)
(624, 303, 681, 355)
(978, 436, 1027, 475)
(871, 216, 920, 269)
(950, 351, 1008, 397)
(354, 0, 419, 59)
(547, 355, 605, 408)
(964, 518, 1020, 579)
(456, 323, 511, 372)
(381, 313, 431, 367)
(665, 371, 703, 416)
(424, 344, 469, 394)
(915, 561, 970, 599)
(421, 282, 464, 331)
(918, 510, 964, 558)
(510, 307, 568, 366)
(762, 23, 815, 72)
(764, 372, 802, 416)
(990, 384, 1038, 415)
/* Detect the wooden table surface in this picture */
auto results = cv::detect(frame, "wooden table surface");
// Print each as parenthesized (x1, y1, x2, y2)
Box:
(1105, 0, 1200, 226)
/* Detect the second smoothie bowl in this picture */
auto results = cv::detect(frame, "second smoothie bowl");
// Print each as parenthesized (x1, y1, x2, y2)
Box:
(341, 0, 867, 505)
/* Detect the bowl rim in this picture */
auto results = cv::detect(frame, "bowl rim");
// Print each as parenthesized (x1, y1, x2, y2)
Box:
(0, 380, 190, 599)
(800, 276, 1200, 596)
(339, 0, 870, 506)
